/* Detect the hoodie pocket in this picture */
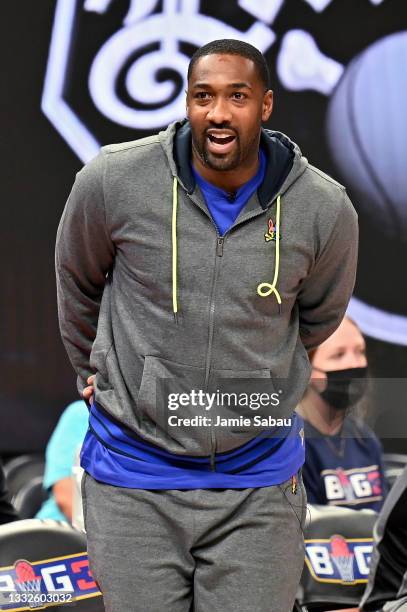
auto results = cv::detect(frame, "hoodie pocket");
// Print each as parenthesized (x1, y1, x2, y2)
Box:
(208, 368, 284, 453)
(136, 355, 211, 455)
(136, 358, 287, 456)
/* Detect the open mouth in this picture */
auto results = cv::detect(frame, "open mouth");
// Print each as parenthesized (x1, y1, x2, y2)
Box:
(206, 132, 237, 154)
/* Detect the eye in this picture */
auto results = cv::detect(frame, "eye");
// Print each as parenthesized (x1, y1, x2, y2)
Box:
(330, 351, 345, 360)
(232, 92, 246, 100)
(194, 92, 210, 100)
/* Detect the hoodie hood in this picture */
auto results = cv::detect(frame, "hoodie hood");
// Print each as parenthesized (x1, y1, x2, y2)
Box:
(159, 119, 308, 208)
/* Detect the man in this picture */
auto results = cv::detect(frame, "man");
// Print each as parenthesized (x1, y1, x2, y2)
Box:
(56, 39, 358, 611)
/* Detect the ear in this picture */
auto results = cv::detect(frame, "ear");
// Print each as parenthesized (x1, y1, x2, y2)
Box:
(262, 90, 273, 122)
(185, 89, 189, 119)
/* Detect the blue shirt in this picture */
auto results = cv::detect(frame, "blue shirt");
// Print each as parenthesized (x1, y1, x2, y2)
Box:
(36, 401, 89, 521)
(193, 148, 267, 236)
(80, 149, 305, 489)
(81, 403, 304, 488)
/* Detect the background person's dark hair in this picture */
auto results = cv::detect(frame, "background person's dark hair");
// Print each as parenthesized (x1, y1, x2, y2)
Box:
(188, 39, 271, 91)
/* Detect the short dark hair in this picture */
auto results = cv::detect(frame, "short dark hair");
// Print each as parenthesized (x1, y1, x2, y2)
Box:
(187, 39, 271, 90)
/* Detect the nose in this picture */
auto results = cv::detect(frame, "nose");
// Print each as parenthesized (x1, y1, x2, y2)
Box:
(206, 96, 232, 124)
(348, 351, 367, 369)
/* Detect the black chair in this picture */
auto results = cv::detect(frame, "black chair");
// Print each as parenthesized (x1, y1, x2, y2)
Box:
(0, 519, 104, 610)
(3, 455, 46, 519)
(296, 504, 377, 611)
(4, 454, 45, 499)
(12, 476, 48, 519)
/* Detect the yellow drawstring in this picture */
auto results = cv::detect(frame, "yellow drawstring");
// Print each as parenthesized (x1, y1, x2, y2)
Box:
(172, 180, 281, 320)
(172, 176, 179, 322)
(257, 194, 282, 311)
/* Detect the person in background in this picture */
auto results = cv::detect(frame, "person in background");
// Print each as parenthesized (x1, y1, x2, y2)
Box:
(0, 459, 18, 524)
(360, 465, 407, 611)
(297, 316, 388, 512)
(36, 400, 88, 522)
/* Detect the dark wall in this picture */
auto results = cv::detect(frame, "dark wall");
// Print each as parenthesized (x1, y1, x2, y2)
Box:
(1, 1, 81, 451)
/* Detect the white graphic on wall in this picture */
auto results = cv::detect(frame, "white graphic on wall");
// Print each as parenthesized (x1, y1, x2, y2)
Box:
(42, 0, 402, 346)
(43, 0, 355, 158)
(41, 0, 352, 160)
(238, 0, 285, 23)
(42, 0, 275, 162)
(277, 28, 407, 346)
(303, 0, 334, 12)
(277, 29, 344, 94)
(303, 0, 385, 9)
(88, 0, 275, 130)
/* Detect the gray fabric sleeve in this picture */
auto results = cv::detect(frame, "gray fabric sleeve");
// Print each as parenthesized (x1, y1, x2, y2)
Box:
(55, 152, 114, 395)
(298, 189, 358, 350)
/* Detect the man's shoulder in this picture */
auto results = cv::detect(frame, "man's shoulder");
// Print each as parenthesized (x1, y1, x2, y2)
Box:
(305, 163, 346, 193)
(76, 134, 166, 187)
(101, 134, 162, 158)
(86, 133, 170, 179)
(298, 163, 356, 224)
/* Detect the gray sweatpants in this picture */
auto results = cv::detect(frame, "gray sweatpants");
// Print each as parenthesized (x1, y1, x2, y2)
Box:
(82, 472, 307, 612)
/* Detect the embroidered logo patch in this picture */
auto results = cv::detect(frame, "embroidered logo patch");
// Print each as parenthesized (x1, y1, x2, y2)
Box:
(264, 218, 279, 242)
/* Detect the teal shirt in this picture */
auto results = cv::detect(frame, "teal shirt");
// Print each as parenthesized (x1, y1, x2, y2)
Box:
(36, 401, 89, 522)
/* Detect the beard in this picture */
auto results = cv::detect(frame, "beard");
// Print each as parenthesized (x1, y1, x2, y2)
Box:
(190, 127, 243, 171)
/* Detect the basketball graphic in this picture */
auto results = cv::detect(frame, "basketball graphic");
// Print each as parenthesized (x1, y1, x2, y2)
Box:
(327, 31, 407, 238)
(330, 535, 355, 583)
(14, 559, 42, 593)
(326, 31, 407, 340)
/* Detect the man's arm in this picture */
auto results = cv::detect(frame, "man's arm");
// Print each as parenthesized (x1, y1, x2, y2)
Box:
(298, 189, 358, 351)
(53, 477, 74, 522)
(55, 152, 114, 395)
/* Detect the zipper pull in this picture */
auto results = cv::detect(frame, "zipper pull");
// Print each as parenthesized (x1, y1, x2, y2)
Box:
(216, 237, 224, 257)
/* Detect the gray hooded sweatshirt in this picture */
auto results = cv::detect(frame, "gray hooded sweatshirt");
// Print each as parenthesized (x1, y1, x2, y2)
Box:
(55, 120, 358, 460)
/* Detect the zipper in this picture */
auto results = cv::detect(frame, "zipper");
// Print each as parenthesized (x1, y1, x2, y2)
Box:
(204, 235, 224, 471)
(216, 237, 224, 257)
(193, 200, 278, 470)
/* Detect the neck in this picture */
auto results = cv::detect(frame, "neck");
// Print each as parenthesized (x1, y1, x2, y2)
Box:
(298, 389, 345, 436)
(192, 148, 260, 193)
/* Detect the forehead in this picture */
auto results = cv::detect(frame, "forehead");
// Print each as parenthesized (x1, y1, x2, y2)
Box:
(189, 53, 260, 86)
(318, 319, 365, 355)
